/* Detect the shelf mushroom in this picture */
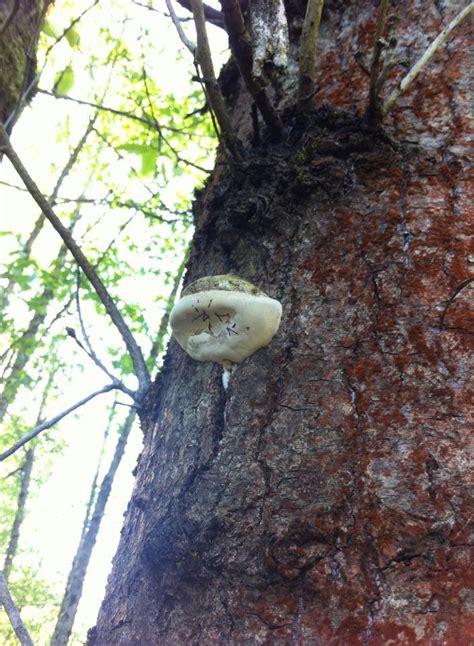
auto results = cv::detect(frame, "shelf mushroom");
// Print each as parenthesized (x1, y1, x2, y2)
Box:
(170, 275, 282, 389)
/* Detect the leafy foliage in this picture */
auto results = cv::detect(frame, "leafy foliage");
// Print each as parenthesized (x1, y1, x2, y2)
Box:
(0, 0, 219, 642)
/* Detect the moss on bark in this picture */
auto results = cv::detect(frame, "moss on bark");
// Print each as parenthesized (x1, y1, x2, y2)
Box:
(0, 0, 51, 124)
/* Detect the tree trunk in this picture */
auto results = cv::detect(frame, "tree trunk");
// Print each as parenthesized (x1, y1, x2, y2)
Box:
(0, 0, 52, 128)
(91, 1, 472, 643)
(3, 447, 34, 580)
(50, 410, 135, 646)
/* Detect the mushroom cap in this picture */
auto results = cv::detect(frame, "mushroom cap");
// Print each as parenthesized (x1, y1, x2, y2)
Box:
(170, 287, 282, 366)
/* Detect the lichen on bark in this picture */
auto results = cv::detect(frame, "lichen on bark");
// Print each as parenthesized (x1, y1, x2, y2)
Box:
(250, 0, 289, 80)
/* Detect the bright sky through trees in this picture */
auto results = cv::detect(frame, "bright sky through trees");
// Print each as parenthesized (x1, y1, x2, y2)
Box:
(0, 0, 226, 642)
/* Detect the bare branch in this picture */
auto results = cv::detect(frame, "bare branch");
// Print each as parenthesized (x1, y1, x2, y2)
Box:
(0, 572, 34, 646)
(36, 89, 186, 134)
(68, 275, 136, 399)
(383, 2, 474, 114)
(0, 383, 120, 462)
(190, 0, 242, 159)
(219, 0, 283, 133)
(176, 0, 224, 28)
(0, 125, 151, 395)
(297, 0, 324, 110)
(166, 0, 196, 54)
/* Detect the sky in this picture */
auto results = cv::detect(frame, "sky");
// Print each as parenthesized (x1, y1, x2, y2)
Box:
(0, 0, 227, 642)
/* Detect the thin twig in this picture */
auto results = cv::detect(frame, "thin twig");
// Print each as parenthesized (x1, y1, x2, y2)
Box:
(0, 383, 119, 462)
(219, 0, 283, 133)
(190, 0, 242, 159)
(193, 61, 223, 150)
(42, 0, 99, 62)
(67, 276, 136, 399)
(140, 67, 211, 173)
(0, 0, 20, 37)
(0, 572, 34, 646)
(383, 2, 474, 114)
(149, 250, 189, 372)
(367, 0, 389, 120)
(166, 0, 196, 54)
(297, 0, 325, 110)
(36, 89, 195, 135)
(0, 126, 150, 396)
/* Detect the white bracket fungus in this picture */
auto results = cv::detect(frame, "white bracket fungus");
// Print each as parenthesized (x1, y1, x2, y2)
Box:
(170, 275, 282, 390)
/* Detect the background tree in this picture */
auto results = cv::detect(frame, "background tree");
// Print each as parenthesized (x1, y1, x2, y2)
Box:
(88, 0, 473, 643)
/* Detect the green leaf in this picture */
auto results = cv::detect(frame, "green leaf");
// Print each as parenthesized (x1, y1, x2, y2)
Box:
(65, 27, 80, 48)
(118, 143, 157, 176)
(54, 66, 75, 96)
(118, 143, 150, 155)
(42, 19, 62, 39)
(141, 149, 158, 176)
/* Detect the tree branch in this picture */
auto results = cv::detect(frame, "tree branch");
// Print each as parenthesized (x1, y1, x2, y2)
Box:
(176, 0, 224, 28)
(297, 0, 324, 110)
(0, 125, 151, 396)
(383, 2, 474, 114)
(190, 0, 242, 159)
(0, 572, 34, 646)
(36, 89, 192, 135)
(219, 0, 283, 133)
(0, 383, 120, 462)
(69, 268, 135, 398)
(166, 0, 196, 54)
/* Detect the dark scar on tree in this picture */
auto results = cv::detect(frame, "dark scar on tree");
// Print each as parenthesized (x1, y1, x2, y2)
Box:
(215, 312, 231, 322)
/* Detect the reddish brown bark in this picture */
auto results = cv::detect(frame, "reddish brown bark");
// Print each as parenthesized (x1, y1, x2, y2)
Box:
(91, 1, 473, 643)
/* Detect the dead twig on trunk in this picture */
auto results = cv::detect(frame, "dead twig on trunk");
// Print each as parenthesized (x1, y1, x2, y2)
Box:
(219, 0, 283, 133)
(383, 2, 473, 114)
(190, 0, 242, 159)
(367, 0, 389, 121)
(297, 0, 324, 110)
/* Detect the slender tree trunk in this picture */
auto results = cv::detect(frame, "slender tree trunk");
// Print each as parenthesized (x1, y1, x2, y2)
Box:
(91, 1, 472, 643)
(2, 447, 34, 580)
(51, 263, 185, 645)
(50, 410, 135, 646)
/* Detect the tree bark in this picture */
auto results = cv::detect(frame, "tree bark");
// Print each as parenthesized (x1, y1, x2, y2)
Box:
(91, 1, 473, 643)
(0, 0, 52, 128)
